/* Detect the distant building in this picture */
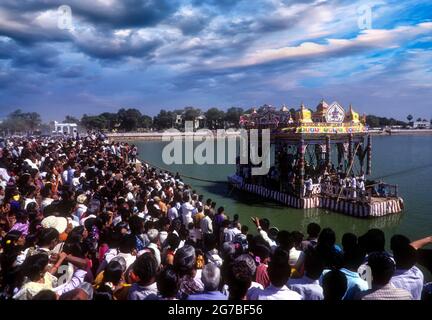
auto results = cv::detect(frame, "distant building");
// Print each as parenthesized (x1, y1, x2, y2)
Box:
(53, 121, 78, 137)
(413, 120, 430, 129)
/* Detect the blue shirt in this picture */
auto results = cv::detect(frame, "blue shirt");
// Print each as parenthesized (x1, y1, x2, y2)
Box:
(187, 291, 228, 301)
(339, 268, 369, 300)
(390, 266, 424, 300)
(288, 276, 323, 300)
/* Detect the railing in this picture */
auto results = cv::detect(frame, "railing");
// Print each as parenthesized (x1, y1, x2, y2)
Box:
(303, 184, 321, 197)
(320, 182, 398, 201)
(372, 183, 398, 198)
(320, 183, 370, 202)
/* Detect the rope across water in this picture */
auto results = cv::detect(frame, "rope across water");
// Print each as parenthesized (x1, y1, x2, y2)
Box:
(137, 157, 432, 189)
(138, 158, 228, 184)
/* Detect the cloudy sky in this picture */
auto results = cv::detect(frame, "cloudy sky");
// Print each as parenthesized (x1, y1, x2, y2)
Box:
(0, 0, 431, 121)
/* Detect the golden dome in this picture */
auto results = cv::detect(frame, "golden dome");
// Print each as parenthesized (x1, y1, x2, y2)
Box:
(296, 103, 313, 123)
(346, 104, 360, 123)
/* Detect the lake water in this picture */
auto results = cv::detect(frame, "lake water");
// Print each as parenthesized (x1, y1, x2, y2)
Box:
(135, 135, 432, 248)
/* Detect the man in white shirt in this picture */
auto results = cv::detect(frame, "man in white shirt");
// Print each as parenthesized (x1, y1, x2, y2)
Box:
(181, 197, 197, 227)
(74, 194, 88, 222)
(224, 222, 241, 243)
(167, 205, 179, 221)
(305, 176, 313, 197)
(357, 178, 366, 199)
(146, 229, 161, 267)
(201, 210, 213, 235)
(250, 249, 302, 300)
(350, 175, 357, 199)
(251, 217, 276, 249)
(390, 235, 424, 300)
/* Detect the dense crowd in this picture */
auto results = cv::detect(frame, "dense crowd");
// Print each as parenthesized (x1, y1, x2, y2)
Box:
(0, 133, 431, 301)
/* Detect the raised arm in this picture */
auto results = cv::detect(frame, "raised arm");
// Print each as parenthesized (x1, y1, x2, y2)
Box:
(410, 235, 432, 250)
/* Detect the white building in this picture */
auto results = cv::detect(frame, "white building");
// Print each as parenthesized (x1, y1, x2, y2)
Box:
(53, 121, 78, 137)
(413, 120, 430, 129)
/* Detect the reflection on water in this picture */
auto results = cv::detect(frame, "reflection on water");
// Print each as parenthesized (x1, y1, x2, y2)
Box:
(366, 212, 404, 229)
(299, 208, 403, 235)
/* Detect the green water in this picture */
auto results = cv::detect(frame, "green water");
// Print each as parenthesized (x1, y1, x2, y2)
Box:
(136, 135, 432, 246)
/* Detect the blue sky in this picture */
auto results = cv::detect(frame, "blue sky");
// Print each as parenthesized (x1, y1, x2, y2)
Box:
(0, 0, 431, 121)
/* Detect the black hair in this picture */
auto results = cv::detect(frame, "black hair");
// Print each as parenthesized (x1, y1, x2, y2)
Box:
(241, 225, 248, 234)
(158, 216, 170, 228)
(132, 253, 158, 286)
(303, 248, 324, 280)
(166, 233, 181, 250)
(307, 222, 321, 238)
(37, 227, 59, 247)
(119, 234, 136, 254)
(367, 252, 396, 286)
(22, 253, 49, 281)
(342, 233, 358, 253)
(291, 231, 304, 248)
(118, 207, 131, 223)
(68, 226, 85, 243)
(103, 260, 123, 285)
(128, 215, 144, 235)
(136, 201, 145, 212)
(390, 234, 411, 252)
(268, 248, 291, 287)
(359, 229, 385, 254)
(316, 228, 343, 269)
(41, 185, 52, 198)
(252, 243, 271, 261)
(390, 236, 416, 270)
(259, 218, 270, 231)
(318, 228, 336, 248)
(32, 290, 57, 300)
(343, 245, 366, 270)
(157, 266, 179, 298)
(63, 241, 85, 258)
(203, 233, 218, 251)
(106, 229, 122, 248)
(94, 284, 114, 300)
(277, 230, 294, 250)
(322, 270, 347, 301)
(227, 260, 252, 300)
(1, 230, 23, 254)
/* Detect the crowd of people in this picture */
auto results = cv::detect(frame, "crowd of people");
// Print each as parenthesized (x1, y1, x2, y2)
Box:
(0, 133, 431, 301)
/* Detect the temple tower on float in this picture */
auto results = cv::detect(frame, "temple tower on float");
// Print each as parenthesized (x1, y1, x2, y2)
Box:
(228, 100, 404, 218)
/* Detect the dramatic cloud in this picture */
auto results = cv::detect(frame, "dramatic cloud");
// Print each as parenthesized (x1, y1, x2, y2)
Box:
(0, 0, 431, 120)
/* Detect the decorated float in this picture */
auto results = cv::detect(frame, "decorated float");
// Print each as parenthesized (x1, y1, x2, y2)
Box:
(228, 100, 404, 218)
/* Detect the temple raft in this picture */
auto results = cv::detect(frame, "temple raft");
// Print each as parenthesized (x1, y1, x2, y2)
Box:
(228, 100, 404, 218)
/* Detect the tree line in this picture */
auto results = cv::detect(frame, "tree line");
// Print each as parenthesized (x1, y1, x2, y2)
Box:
(78, 106, 245, 131)
(1, 108, 430, 135)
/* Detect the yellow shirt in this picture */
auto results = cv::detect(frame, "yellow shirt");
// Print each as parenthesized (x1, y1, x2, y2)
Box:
(13, 273, 58, 300)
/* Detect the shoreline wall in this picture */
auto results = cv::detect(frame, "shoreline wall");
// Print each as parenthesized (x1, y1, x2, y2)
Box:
(107, 131, 241, 141)
(108, 129, 432, 141)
